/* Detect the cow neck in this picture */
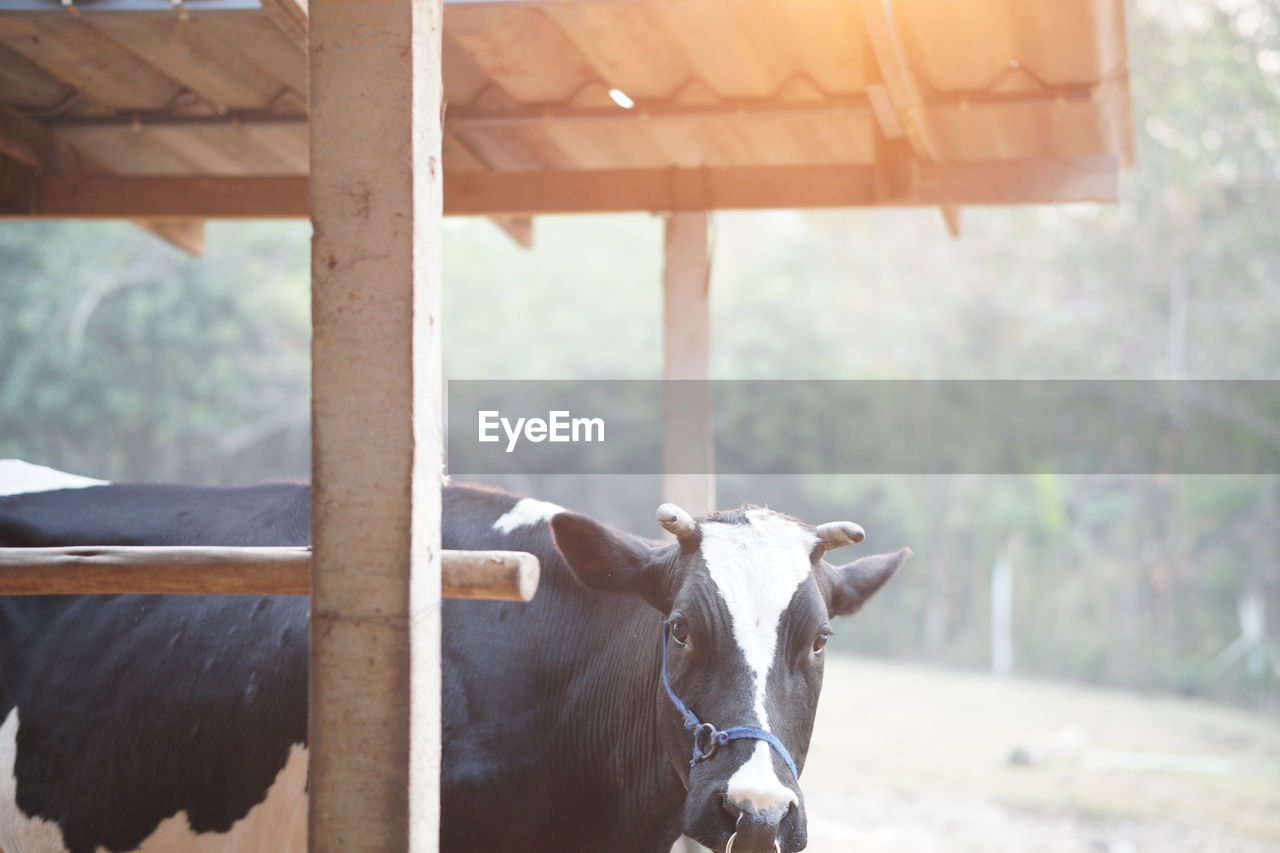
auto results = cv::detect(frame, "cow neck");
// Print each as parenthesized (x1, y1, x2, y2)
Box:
(555, 593, 686, 810)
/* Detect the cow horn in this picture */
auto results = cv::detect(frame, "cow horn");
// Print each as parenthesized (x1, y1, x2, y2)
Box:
(814, 521, 865, 550)
(656, 503, 697, 539)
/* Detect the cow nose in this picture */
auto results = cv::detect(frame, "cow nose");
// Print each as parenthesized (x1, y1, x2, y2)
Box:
(722, 797, 793, 852)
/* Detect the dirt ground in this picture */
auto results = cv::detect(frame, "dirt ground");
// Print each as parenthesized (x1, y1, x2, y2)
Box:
(795, 657, 1280, 853)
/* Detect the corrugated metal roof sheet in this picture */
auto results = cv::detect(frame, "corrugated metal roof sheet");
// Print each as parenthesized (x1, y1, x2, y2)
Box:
(0, 0, 1131, 214)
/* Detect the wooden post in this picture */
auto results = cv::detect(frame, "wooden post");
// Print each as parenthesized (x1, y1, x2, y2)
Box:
(661, 211, 715, 519)
(309, 0, 443, 850)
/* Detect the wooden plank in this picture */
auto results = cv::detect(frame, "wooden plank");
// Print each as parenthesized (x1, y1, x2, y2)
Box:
(7, 156, 1119, 218)
(441, 549, 539, 601)
(0, 547, 539, 600)
(860, 0, 939, 159)
(441, 31, 491, 104)
(939, 205, 961, 238)
(447, 158, 1119, 213)
(12, 174, 307, 217)
(662, 211, 714, 518)
(201, 10, 308, 95)
(490, 215, 532, 248)
(308, 0, 443, 851)
(132, 218, 206, 255)
(0, 14, 183, 110)
(82, 11, 286, 110)
(0, 40, 75, 110)
(447, 165, 876, 213)
(0, 546, 311, 595)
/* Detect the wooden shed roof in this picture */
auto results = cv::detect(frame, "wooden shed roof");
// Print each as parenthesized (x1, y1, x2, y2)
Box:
(0, 0, 1131, 225)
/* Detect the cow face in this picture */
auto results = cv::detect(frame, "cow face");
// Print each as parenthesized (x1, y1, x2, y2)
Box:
(551, 504, 909, 853)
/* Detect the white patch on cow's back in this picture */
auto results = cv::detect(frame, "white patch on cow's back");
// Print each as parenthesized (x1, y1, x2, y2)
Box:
(491, 498, 564, 534)
(699, 509, 815, 809)
(0, 460, 108, 497)
(1, 708, 72, 853)
(0, 707, 307, 853)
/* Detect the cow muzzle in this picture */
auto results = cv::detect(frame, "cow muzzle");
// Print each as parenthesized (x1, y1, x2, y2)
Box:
(721, 801, 797, 853)
(725, 828, 781, 853)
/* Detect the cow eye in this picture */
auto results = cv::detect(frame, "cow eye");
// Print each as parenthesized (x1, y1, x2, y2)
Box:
(669, 619, 690, 647)
(812, 631, 832, 654)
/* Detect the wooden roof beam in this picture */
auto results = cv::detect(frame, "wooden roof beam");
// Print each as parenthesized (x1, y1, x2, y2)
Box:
(861, 0, 938, 158)
(0, 102, 205, 254)
(861, 0, 965, 237)
(0, 158, 1118, 218)
(490, 215, 533, 248)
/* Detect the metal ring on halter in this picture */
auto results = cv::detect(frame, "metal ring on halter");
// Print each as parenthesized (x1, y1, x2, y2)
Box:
(692, 722, 719, 763)
(723, 834, 781, 853)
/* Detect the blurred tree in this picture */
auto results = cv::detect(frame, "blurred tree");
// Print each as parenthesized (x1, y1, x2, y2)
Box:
(0, 221, 310, 483)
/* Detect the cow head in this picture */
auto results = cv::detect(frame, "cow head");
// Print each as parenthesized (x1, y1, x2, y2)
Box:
(551, 502, 909, 853)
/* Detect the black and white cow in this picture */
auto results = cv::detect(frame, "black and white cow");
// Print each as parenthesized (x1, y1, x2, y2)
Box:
(0, 469, 907, 853)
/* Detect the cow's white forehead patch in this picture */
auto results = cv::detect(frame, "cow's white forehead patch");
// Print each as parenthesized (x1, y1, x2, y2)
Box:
(698, 509, 817, 727)
(491, 498, 565, 534)
(700, 510, 815, 808)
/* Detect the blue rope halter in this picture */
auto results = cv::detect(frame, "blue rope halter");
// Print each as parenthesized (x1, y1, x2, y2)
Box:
(660, 624, 800, 781)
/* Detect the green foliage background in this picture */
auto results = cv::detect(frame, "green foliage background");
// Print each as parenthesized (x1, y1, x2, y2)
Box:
(2, 0, 1278, 707)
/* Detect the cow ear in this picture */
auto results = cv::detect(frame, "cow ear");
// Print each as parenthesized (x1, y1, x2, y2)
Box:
(826, 548, 911, 617)
(550, 512, 675, 611)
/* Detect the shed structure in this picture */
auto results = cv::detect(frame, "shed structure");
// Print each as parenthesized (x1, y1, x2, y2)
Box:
(0, 1, 1133, 851)
(0, 0, 1130, 226)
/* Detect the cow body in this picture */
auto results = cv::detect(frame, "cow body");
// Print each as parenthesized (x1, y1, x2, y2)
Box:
(0, 478, 907, 853)
(0, 484, 311, 853)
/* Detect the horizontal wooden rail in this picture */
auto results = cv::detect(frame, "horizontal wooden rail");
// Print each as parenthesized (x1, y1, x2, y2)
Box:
(0, 547, 540, 601)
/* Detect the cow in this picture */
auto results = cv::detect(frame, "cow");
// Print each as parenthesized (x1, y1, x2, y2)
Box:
(0, 473, 908, 853)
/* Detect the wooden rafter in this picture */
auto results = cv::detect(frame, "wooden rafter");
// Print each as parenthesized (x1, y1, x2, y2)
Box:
(490, 215, 533, 248)
(258, 0, 309, 52)
(860, 0, 938, 159)
(861, 0, 963, 236)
